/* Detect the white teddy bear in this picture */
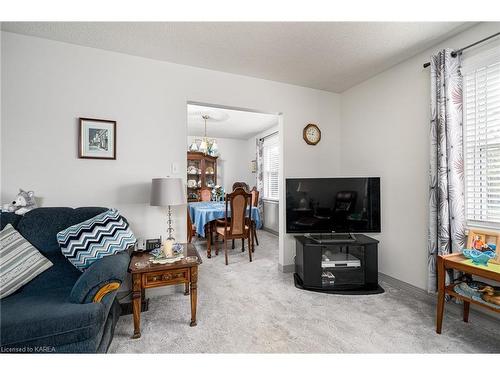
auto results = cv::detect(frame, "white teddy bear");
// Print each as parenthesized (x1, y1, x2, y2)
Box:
(2, 189, 38, 215)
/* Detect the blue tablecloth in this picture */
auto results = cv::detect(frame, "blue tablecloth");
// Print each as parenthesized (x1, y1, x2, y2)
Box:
(188, 201, 262, 237)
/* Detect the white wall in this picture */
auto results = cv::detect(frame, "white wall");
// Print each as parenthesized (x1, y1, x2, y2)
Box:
(1, 31, 341, 271)
(187, 136, 252, 192)
(340, 22, 500, 289)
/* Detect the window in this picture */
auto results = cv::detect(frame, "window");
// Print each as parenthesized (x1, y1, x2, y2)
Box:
(262, 133, 279, 200)
(463, 47, 500, 227)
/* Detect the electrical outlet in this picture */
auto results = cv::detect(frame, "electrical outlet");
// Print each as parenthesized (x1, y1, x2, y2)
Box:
(171, 162, 179, 174)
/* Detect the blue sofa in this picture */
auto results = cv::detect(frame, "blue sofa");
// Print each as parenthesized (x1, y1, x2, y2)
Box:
(0, 207, 131, 353)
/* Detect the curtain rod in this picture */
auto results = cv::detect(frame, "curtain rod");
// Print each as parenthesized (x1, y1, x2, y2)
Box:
(422, 31, 500, 69)
(259, 131, 278, 141)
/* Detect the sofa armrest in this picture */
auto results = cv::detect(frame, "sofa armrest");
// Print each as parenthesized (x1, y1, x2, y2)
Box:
(69, 250, 131, 304)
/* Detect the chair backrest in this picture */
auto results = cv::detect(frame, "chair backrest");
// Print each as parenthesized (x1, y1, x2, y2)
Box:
(232, 182, 249, 192)
(225, 187, 251, 236)
(4, 207, 108, 255)
(250, 186, 259, 207)
(198, 187, 212, 202)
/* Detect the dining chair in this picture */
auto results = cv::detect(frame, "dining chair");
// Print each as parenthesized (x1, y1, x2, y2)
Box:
(232, 182, 249, 192)
(249, 186, 259, 246)
(187, 207, 196, 243)
(231, 184, 259, 250)
(198, 187, 212, 202)
(214, 187, 254, 265)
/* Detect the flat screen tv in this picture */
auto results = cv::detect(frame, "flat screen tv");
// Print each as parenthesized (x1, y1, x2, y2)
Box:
(286, 177, 380, 233)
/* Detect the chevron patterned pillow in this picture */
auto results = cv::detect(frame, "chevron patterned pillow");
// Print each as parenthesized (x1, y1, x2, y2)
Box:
(57, 209, 136, 271)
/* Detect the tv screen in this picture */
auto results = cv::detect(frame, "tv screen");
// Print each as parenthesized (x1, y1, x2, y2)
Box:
(286, 177, 380, 233)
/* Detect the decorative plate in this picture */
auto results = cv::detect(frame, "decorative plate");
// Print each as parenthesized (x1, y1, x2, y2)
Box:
(187, 179, 197, 188)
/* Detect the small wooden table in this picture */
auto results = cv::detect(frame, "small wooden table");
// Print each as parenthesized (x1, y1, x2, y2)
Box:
(436, 253, 500, 334)
(129, 243, 202, 339)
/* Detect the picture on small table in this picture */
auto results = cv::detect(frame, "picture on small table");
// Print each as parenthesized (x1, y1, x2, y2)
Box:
(466, 229, 500, 264)
(79, 118, 116, 159)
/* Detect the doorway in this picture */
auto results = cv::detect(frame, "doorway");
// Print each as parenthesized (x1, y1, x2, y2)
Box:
(185, 101, 281, 260)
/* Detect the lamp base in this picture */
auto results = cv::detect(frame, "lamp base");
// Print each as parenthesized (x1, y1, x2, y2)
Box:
(166, 205, 175, 242)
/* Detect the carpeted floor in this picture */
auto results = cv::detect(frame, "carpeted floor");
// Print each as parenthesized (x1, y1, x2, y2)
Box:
(109, 231, 499, 353)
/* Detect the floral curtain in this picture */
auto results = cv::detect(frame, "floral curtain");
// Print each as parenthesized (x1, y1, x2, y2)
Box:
(428, 48, 466, 293)
(256, 138, 264, 221)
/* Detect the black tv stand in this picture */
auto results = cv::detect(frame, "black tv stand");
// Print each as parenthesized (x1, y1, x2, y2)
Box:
(294, 234, 384, 295)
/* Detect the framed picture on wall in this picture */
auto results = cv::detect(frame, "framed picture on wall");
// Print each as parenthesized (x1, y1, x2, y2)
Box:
(79, 117, 116, 159)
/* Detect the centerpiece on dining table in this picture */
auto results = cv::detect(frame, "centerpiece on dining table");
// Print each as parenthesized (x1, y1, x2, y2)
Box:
(211, 185, 225, 202)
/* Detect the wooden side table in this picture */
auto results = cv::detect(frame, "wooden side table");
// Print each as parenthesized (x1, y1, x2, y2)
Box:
(129, 243, 202, 339)
(436, 253, 500, 334)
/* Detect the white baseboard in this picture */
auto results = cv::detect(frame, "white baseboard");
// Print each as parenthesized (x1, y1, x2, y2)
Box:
(279, 263, 294, 273)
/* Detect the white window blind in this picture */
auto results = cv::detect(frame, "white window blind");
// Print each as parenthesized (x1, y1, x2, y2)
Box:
(263, 133, 279, 200)
(463, 47, 500, 227)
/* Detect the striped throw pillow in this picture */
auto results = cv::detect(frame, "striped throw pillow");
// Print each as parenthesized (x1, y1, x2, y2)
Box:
(57, 209, 136, 271)
(0, 224, 53, 299)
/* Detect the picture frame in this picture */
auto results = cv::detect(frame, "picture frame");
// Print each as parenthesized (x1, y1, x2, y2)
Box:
(79, 117, 116, 160)
(466, 227, 500, 265)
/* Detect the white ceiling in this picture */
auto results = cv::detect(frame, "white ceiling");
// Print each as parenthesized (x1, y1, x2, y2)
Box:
(187, 104, 278, 140)
(1, 22, 475, 92)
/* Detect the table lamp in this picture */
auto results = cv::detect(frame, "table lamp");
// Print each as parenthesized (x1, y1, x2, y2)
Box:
(150, 177, 185, 241)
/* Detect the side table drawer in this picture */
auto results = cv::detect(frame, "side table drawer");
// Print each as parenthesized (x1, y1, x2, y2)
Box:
(143, 268, 189, 287)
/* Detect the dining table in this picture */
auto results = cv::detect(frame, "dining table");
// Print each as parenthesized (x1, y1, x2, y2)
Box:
(188, 201, 262, 258)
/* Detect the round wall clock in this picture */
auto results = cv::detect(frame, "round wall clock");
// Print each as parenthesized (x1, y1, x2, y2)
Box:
(303, 123, 321, 145)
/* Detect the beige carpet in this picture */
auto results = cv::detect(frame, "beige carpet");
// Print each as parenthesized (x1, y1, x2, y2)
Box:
(109, 230, 499, 353)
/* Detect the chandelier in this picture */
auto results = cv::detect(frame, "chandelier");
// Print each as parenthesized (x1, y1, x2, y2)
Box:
(198, 115, 218, 156)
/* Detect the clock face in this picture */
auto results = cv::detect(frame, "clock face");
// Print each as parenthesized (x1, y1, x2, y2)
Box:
(303, 124, 321, 145)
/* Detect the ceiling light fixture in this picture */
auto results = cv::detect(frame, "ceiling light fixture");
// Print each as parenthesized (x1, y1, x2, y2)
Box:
(198, 114, 218, 156)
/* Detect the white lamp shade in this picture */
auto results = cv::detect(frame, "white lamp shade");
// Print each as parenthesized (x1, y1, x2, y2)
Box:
(199, 138, 208, 153)
(150, 178, 186, 207)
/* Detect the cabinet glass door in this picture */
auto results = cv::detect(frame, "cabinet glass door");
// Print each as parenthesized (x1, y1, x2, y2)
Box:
(321, 245, 364, 287)
(204, 159, 216, 189)
(187, 159, 201, 201)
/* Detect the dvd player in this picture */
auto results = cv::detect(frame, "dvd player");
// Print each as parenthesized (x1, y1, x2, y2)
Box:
(321, 253, 361, 268)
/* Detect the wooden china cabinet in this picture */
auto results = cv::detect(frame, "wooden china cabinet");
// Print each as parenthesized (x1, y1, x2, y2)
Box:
(187, 151, 218, 202)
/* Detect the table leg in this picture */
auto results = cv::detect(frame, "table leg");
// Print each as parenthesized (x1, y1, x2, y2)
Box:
(463, 301, 470, 323)
(190, 266, 198, 327)
(132, 273, 142, 339)
(207, 224, 212, 258)
(436, 255, 445, 334)
(184, 282, 190, 296)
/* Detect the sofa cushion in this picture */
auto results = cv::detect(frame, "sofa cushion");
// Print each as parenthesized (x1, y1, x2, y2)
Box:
(20, 252, 81, 296)
(0, 212, 22, 231)
(57, 209, 136, 271)
(0, 224, 53, 299)
(0, 286, 107, 348)
(16, 207, 108, 255)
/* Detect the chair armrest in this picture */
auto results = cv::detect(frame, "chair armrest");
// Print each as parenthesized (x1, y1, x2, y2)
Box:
(69, 249, 131, 304)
